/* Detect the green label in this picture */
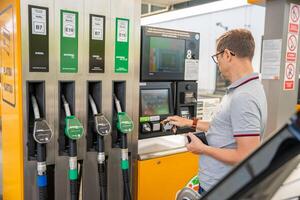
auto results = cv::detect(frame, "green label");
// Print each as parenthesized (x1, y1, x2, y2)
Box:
(60, 10, 78, 73)
(121, 160, 129, 170)
(115, 18, 129, 73)
(69, 169, 78, 180)
(139, 116, 150, 123)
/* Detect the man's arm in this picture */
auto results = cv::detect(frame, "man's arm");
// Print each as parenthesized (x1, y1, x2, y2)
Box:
(186, 133, 260, 165)
(196, 120, 210, 132)
(163, 116, 210, 132)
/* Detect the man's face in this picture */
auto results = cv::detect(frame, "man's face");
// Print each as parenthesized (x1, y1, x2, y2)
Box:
(216, 49, 232, 80)
(216, 51, 231, 80)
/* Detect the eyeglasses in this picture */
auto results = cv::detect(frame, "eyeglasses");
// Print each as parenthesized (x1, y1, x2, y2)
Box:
(211, 50, 235, 64)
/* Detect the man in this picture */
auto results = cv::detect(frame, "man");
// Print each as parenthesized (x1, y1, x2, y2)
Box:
(165, 29, 267, 194)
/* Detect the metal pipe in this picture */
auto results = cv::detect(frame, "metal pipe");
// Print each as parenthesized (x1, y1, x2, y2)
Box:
(88, 94, 98, 116)
(31, 95, 41, 120)
(113, 94, 122, 113)
(62, 95, 71, 117)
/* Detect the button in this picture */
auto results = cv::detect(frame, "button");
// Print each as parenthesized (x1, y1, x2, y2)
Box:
(150, 116, 160, 122)
(142, 123, 151, 133)
(152, 122, 161, 132)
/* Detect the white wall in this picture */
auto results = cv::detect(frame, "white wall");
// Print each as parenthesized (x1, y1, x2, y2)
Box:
(144, 5, 265, 93)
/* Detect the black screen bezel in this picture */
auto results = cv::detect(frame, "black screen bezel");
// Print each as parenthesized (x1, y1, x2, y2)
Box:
(141, 28, 186, 81)
(139, 82, 174, 118)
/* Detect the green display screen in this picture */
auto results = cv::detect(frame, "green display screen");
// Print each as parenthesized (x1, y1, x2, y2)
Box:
(141, 89, 170, 116)
(149, 36, 185, 73)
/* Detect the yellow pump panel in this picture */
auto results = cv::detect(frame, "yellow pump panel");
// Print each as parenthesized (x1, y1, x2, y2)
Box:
(0, 0, 24, 199)
(137, 152, 199, 200)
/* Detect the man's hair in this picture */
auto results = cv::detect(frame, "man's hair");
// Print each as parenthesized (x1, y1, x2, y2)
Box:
(216, 29, 255, 60)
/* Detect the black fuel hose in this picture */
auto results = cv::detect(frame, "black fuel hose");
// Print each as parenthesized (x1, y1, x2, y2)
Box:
(69, 139, 78, 200)
(31, 95, 48, 200)
(121, 134, 131, 200)
(122, 169, 131, 200)
(37, 143, 47, 200)
(97, 135, 107, 200)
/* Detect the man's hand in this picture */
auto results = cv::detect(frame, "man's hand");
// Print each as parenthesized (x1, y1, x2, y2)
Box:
(162, 116, 193, 127)
(186, 132, 208, 154)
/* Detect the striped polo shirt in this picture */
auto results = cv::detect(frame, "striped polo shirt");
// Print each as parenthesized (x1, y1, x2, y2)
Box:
(199, 72, 267, 191)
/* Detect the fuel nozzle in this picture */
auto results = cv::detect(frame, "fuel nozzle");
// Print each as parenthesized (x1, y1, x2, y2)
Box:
(62, 95, 84, 140)
(88, 94, 111, 136)
(113, 94, 134, 134)
(31, 95, 53, 144)
(31, 95, 52, 199)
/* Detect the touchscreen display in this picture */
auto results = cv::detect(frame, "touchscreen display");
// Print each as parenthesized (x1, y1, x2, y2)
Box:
(141, 89, 170, 116)
(149, 37, 185, 73)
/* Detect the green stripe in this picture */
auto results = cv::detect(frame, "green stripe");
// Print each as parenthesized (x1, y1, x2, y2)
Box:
(69, 169, 78, 180)
(121, 160, 129, 170)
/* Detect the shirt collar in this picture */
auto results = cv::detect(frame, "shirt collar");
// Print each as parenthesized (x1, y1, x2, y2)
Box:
(227, 72, 259, 92)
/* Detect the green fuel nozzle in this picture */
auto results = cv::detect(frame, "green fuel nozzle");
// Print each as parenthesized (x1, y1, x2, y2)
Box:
(117, 112, 134, 134)
(65, 115, 84, 140)
(62, 95, 84, 140)
(113, 94, 134, 134)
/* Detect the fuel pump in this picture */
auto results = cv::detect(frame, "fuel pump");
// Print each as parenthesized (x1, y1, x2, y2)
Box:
(61, 95, 84, 200)
(88, 94, 111, 200)
(113, 94, 134, 200)
(31, 95, 53, 200)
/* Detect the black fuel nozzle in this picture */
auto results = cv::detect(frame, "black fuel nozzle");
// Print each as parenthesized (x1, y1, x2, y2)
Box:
(93, 114, 111, 136)
(33, 118, 53, 144)
(88, 94, 111, 136)
(31, 95, 53, 144)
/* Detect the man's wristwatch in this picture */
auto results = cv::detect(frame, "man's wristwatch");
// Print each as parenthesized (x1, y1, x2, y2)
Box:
(192, 118, 199, 128)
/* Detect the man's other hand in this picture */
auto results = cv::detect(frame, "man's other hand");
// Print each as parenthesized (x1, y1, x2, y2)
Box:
(186, 132, 207, 154)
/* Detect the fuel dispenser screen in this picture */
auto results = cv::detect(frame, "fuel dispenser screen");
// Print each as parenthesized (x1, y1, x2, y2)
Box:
(149, 37, 185, 73)
(141, 89, 170, 116)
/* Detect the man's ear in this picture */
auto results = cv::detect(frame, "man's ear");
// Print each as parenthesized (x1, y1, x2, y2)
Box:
(224, 49, 232, 62)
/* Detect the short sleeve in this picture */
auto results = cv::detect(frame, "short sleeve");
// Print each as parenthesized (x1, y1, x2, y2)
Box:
(231, 93, 262, 137)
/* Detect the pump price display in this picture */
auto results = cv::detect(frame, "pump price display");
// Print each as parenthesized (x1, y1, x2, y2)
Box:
(29, 5, 49, 72)
(89, 15, 105, 73)
(117, 19, 128, 42)
(31, 7, 46, 35)
(60, 10, 78, 73)
(115, 18, 129, 73)
(91, 16, 103, 40)
(63, 13, 76, 38)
